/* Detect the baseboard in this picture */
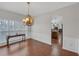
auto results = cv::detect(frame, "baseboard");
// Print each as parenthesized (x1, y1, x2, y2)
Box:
(0, 39, 28, 48)
(62, 48, 78, 55)
(32, 38, 52, 46)
(32, 32, 51, 45)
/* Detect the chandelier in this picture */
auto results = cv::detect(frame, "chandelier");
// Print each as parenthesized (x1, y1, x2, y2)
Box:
(22, 2, 33, 26)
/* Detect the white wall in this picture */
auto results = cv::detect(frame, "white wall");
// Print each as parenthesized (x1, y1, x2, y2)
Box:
(32, 3, 79, 54)
(0, 9, 24, 20)
(50, 3, 79, 53)
(0, 3, 79, 54)
(78, 39, 79, 54)
(0, 9, 28, 46)
(32, 14, 51, 45)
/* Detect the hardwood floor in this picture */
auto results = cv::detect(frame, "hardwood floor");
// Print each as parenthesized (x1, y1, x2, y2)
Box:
(0, 39, 78, 56)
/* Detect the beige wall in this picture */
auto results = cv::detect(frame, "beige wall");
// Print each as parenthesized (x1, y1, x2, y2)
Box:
(51, 3, 79, 38)
(0, 9, 27, 46)
(32, 3, 79, 53)
(0, 9, 24, 20)
(32, 14, 51, 44)
(50, 3, 79, 53)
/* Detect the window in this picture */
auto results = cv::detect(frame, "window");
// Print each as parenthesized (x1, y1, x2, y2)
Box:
(0, 18, 26, 46)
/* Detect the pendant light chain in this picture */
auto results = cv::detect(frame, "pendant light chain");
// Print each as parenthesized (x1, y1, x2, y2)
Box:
(27, 2, 30, 16)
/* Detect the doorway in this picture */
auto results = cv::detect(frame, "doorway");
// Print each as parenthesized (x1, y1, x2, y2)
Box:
(51, 16, 63, 47)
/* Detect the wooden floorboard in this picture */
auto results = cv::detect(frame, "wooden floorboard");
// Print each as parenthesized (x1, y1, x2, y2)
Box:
(0, 39, 78, 56)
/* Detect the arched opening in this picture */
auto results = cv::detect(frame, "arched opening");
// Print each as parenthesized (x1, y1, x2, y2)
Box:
(51, 16, 63, 47)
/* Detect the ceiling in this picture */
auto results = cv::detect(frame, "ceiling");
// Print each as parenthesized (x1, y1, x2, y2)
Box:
(0, 2, 77, 16)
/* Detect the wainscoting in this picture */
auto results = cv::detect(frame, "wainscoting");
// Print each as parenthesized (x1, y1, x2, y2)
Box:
(63, 36, 79, 54)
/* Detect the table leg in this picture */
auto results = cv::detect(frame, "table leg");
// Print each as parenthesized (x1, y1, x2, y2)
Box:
(7, 38, 9, 48)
